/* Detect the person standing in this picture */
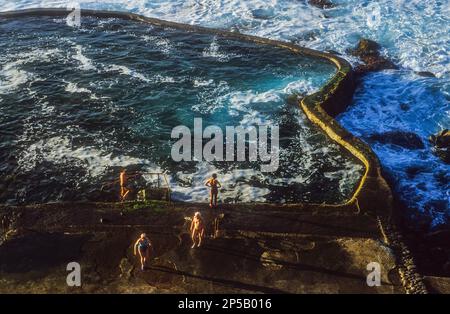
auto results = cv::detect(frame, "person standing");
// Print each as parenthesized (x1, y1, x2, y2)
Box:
(190, 212, 205, 248)
(134, 233, 152, 271)
(120, 169, 130, 201)
(205, 173, 221, 208)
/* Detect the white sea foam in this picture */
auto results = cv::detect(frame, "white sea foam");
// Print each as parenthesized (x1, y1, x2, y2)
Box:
(5, 1, 449, 76)
(0, 62, 32, 95)
(40, 101, 56, 115)
(64, 81, 103, 100)
(170, 153, 363, 203)
(18, 135, 158, 178)
(202, 37, 240, 62)
(153, 74, 176, 83)
(105, 64, 176, 84)
(225, 89, 280, 126)
(142, 35, 173, 54)
(192, 80, 231, 114)
(0, 48, 61, 94)
(72, 45, 96, 71)
(228, 90, 282, 109)
(170, 162, 270, 203)
(193, 79, 214, 87)
(282, 79, 318, 95)
(4, 0, 448, 218)
(65, 82, 92, 94)
(107, 64, 150, 82)
(338, 71, 450, 226)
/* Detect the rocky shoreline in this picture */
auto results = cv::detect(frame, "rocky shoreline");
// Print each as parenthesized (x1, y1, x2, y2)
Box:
(0, 9, 447, 294)
(2, 199, 448, 293)
(392, 196, 450, 282)
(342, 38, 450, 292)
(0, 202, 404, 293)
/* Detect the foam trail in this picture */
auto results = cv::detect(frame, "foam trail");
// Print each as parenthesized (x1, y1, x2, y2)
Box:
(18, 136, 159, 178)
(72, 45, 96, 71)
(0, 48, 61, 94)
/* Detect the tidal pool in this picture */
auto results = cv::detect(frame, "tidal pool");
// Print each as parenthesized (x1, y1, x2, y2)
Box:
(0, 15, 363, 204)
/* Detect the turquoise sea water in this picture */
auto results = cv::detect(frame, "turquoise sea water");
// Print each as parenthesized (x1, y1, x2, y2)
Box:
(0, 15, 364, 204)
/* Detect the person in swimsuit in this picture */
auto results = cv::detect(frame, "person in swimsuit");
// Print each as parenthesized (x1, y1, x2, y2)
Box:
(205, 173, 221, 208)
(190, 212, 205, 248)
(120, 169, 130, 201)
(134, 233, 152, 270)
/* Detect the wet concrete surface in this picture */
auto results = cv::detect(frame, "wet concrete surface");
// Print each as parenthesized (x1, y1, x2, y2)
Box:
(0, 202, 404, 293)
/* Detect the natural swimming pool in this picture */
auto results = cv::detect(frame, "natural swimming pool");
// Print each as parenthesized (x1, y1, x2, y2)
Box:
(0, 15, 364, 204)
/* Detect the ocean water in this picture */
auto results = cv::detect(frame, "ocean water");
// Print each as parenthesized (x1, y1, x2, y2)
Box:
(1, 1, 449, 227)
(0, 15, 364, 204)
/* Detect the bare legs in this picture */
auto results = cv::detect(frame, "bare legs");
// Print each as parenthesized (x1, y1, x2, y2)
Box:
(138, 248, 149, 270)
(120, 186, 130, 202)
(209, 191, 218, 208)
(191, 229, 204, 248)
(191, 230, 196, 248)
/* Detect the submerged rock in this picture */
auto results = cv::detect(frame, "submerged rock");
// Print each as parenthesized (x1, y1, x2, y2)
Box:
(286, 93, 306, 106)
(429, 129, 450, 164)
(368, 131, 424, 149)
(400, 103, 410, 111)
(415, 71, 436, 78)
(251, 8, 274, 20)
(308, 0, 335, 9)
(405, 165, 427, 179)
(350, 39, 381, 57)
(348, 39, 398, 75)
(327, 49, 341, 55)
(434, 170, 449, 187)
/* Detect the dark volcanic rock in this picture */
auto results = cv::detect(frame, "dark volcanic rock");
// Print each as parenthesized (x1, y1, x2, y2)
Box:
(348, 39, 398, 75)
(0, 201, 404, 293)
(0, 232, 90, 273)
(350, 39, 381, 58)
(354, 56, 398, 74)
(424, 200, 449, 222)
(444, 262, 450, 275)
(425, 229, 450, 248)
(415, 71, 436, 78)
(424, 276, 450, 293)
(286, 93, 306, 106)
(429, 129, 450, 164)
(434, 170, 449, 187)
(327, 49, 341, 55)
(400, 103, 410, 111)
(368, 131, 425, 149)
(429, 247, 448, 266)
(405, 165, 427, 179)
(308, 0, 335, 9)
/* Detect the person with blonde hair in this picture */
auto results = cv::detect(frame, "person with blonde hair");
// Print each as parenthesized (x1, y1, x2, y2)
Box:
(134, 233, 152, 270)
(190, 212, 205, 248)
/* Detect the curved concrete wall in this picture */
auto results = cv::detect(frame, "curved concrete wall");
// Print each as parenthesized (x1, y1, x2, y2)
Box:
(0, 8, 392, 215)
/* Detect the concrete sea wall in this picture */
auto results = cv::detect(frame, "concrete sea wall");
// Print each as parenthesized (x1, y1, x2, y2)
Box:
(0, 8, 430, 293)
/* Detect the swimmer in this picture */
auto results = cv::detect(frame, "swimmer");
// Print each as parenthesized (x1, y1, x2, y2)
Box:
(190, 212, 205, 248)
(120, 169, 130, 201)
(205, 173, 221, 208)
(134, 233, 152, 270)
